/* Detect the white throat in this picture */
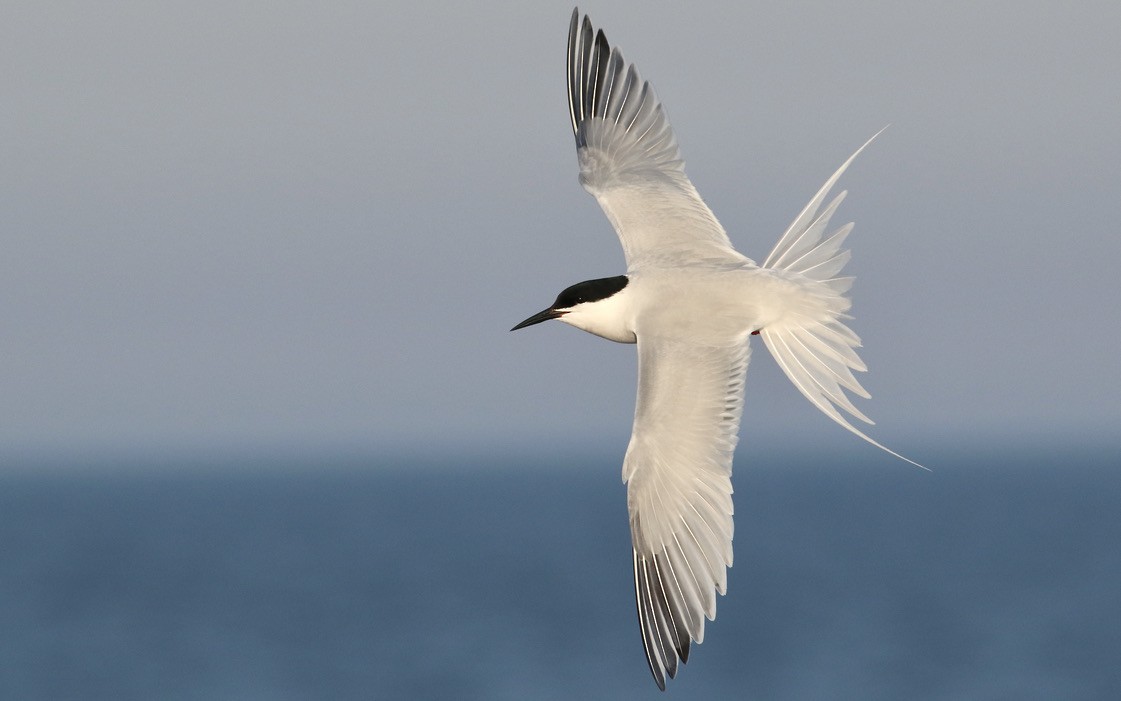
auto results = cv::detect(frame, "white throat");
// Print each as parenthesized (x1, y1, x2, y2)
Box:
(559, 287, 637, 343)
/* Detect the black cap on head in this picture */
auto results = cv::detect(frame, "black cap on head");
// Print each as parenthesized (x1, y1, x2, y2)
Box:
(553, 275, 628, 309)
(510, 275, 628, 331)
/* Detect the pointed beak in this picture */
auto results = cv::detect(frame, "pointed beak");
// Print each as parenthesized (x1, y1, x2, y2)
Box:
(510, 308, 564, 331)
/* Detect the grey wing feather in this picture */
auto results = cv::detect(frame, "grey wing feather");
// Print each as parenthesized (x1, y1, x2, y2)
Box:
(624, 336, 750, 688)
(566, 9, 745, 266)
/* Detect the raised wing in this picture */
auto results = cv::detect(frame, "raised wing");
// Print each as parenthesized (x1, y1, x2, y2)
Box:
(622, 335, 750, 689)
(567, 9, 746, 266)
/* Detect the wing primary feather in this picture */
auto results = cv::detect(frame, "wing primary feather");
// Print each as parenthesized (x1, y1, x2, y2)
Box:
(566, 9, 580, 136)
(614, 64, 641, 129)
(676, 508, 725, 593)
(634, 551, 668, 690)
(595, 46, 619, 120)
(645, 477, 703, 646)
(645, 479, 712, 644)
(653, 552, 692, 661)
(682, 496, 732, 566)
(623, 83, 652, 135)
(578, 17, 594, 129)
(590, 30, 610, 119)
(668, 534, 707, 638)
(644, 556, 680, 680)
(603, 50, 627, 122)
(674, 522, 717, 619)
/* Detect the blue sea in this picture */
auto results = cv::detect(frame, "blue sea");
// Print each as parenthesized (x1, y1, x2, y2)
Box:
(1, 444, 1118, 700)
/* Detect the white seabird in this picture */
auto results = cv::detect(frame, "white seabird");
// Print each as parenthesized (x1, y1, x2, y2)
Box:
(513, 8, 921, 689)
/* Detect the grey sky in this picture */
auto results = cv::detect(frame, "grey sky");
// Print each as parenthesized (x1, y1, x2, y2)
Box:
(3, 1, 1119, 461)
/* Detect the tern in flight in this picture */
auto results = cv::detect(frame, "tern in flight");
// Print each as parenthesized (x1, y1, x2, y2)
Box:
(512, 8, 920, 690)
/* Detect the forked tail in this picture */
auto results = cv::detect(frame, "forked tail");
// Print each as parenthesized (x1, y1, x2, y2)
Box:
(760, 129, 925, 469)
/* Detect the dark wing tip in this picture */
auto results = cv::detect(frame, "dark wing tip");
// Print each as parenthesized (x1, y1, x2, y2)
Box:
(594, 27, 609, 50)
(566, 10, 617, 143)
(634, 549, 693, 690)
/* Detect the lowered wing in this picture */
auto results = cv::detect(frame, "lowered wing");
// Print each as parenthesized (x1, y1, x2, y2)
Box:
(623, 334, 750, 689)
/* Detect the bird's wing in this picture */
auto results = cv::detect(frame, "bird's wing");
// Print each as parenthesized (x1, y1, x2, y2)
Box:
(622, 334, 750, 689)
(567, 9, 746, 267)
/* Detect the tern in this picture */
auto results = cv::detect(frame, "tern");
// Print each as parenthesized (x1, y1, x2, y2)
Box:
(512, 8, 920, 690)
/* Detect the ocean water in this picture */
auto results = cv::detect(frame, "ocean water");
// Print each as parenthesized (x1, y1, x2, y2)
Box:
(1, 446, 1118, 700)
